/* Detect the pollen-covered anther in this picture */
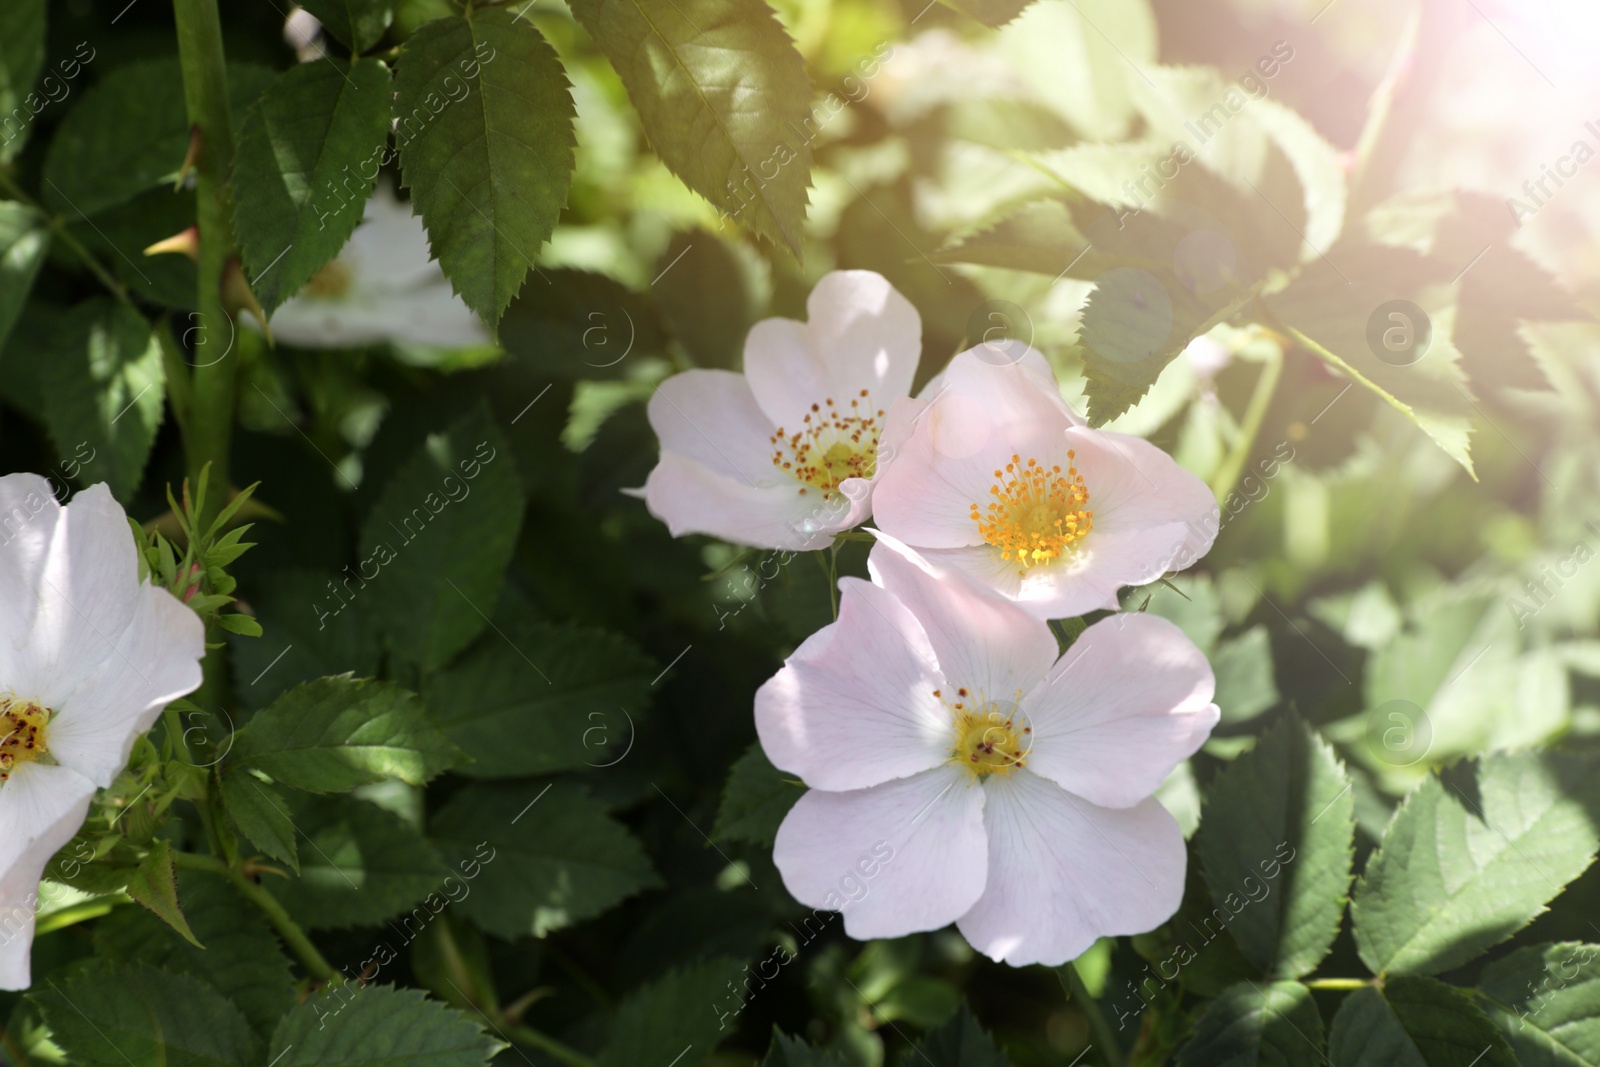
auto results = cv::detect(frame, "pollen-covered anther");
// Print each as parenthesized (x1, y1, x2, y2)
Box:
(0, 698, 51, 783)
(769, 388, 886, 498)
(971, 451, 1092, 571)
(943, 688, 1030, 779)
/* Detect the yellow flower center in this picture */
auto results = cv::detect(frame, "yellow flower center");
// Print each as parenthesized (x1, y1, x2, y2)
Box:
(971, 452, 1092, 570)
(770, 390, 886, 499)
(937, 686, 1030, 779)
(0, 698, 51, 783)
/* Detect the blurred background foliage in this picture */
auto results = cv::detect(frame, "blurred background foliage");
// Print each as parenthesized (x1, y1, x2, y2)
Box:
(3, 0, 1600, 1064)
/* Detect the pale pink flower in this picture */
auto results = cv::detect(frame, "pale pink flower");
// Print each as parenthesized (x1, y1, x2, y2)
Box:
(643, 271, 920, 550)
(756, 536, 1218, 966)
(0, 477, 204, 989)
(872, 345, 1218, 618)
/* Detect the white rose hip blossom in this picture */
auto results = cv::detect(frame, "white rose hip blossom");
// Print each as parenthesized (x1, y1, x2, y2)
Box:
(0, 476, 205, 989)
(872, 344, 1220, 619)
(755, 535, 1219, 966)
(642, 270, 920, 551)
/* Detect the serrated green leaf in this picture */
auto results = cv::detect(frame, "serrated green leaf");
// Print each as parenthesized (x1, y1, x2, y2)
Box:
(496, 268, 668, 380)
(568, 0, 813, 253)
(1197, 713, 1354, 979)
(1175, 981, 1325, 1067)
(229, 570, 383, 710)
(265, 792, 449, 929)
(0, 0, 46, 162)
(123, 840, 201, 948)
(268, 985, 503, 1067)
(901, 1003, 1011, 1067)
(0, 201, 48, 353)
(933, 198, 1093, 276)
(220, 774, 300, 872)
(95, 871, 297, 1038)
(423, 622, 654, 779)
(594, 957, 745, 1067)
(31, 962, 259, 1067)
(40, 298, 164, 502)
(233, 58, 393, 314)
(651, 228, 757, 369)
(358, 406, 526, 673)
(43, 59, 275, 219)
(1352, 752, 1600, 977)
(1211, 626, 1279, 724)
(714, 742, 801, 848)
(231, 675, 461, 792)
(431, 781, 661, 940)
(299, 0, 396, 53)
(763, 1029, 849, 1066)
(1477, 941, 1600, 1065)
(393, 9, 575, 325)
(1327, 977, 1517, 1067)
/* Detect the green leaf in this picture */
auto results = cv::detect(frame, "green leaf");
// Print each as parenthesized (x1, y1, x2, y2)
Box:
(299, 0, 396, 53)
(651, 228, 758, 369)
(423, 622, 654, 778)
(265, 792, 450, 929)
(939, 0, 1038, 26)
(594, 957, 746, 1067)
(762, 1029, 849, 1066)
(358, 406, 526, 673)
(95, 871, 297, 1038)
(1263, 243, 1477, 476)
(431, 781, 661, 939)
(31, 962, 259, 1067)
(1197, 713, 1354, 979)
(268, 985, 503, 1067)
(1352, 752, 1600, 977)
(1175, 981, 1325, 1067)
(901, 1003, 1011, 1066)
(1477, 942, 1600, 1065)
(123, 840, 202, 948)
(1211, 626, 1280, 724)
(393, 9, 575, 325)
(233, 58, 393, 314)
(43, 59, 276, 219)
(40, 298, 165, 502)
(496, 268, 668, 380)
(1327, 977, 1517, 1067)
(568, 0, 813, 253)
(228, 569, 383, 710)
(231, 675, 460, 792)
(0, 201, 49, 353)
(220, 774, 300, 872)
(0, 0, 45, 162)
(714, 742, 801, 848)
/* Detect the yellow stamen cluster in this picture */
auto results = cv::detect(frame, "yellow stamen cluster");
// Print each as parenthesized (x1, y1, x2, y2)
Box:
(770, 389, 885, 499)
(936, 686, 1031, 779)
(0, 697, 50, 783)
(971, 452, 1092, 569)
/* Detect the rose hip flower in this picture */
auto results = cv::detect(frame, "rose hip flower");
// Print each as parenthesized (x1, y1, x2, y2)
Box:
(642, 270, 920, 550)
(0, 476, 204, 989)
(871, 345, 1219, 619)
(755, 536, 1217, 966)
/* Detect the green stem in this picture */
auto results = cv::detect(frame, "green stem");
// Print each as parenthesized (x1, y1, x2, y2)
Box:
(172, 0, 238, 526)
(500, 1024, 595, 1067)
(1208, 348, 1282, 502)
(172, 851, 341, 984)
(33, 900, 119, 936)
(1065, 961, 1125, 1067)
(0, 170, 131, 304)
(1305, 977, 1372, 990)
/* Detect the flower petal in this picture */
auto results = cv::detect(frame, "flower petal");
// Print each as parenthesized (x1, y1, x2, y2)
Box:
(647, 369, 782, 486)
(957, 774, 1186, 966)
(48, 584, 205, 788)
(1066, 425, 1219, 575)
(0, 474, 63, 687)
(871, 346, 1077, 550)
(774, 765, 987, 941)
(756, 576, 949, 791)
(0, 762, 95, 991)
(743, 271, 920, 430)
(867, 534, 1056, 700)
(1022, 614, 1218, 808)
(644, 453, 864, 551)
